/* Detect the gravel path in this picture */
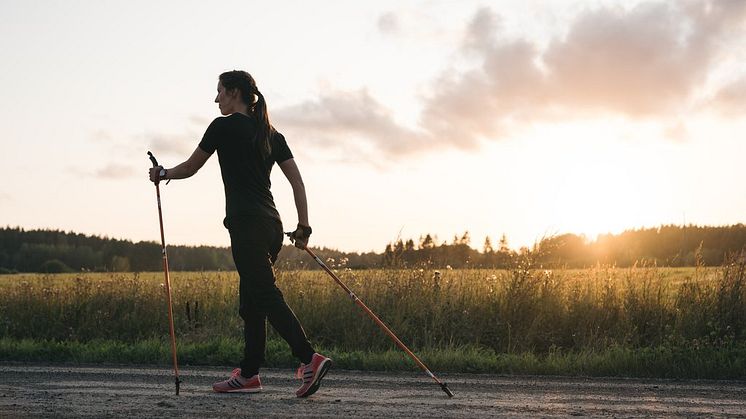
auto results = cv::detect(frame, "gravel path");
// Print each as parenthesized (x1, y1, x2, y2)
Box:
(1, 364, 745, 417)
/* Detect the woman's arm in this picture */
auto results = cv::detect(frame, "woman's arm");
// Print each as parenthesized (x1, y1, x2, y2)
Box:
(149, 147, 211, 182)
(279, 158, 311, 248)
(279, 158, 309, 226)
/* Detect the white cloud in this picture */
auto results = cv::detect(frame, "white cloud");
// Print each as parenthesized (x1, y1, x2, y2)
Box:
(711, 77, 746, 115)
(90, 129, 113, 142)
(95, 164, 137, 179)
(267, 2, 746, 160)
(274, 89, 428, 157)
(377, 11, 399, 35)
(188, 114, 211, 126)
(147, 132, 195, 157)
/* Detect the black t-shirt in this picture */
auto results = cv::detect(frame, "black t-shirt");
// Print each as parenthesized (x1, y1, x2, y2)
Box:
(198, 113, 293, 223)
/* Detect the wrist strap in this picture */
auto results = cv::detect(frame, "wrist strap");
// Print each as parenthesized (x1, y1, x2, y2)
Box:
(159, 167, 171, 185)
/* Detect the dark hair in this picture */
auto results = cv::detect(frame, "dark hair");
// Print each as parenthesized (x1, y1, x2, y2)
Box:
(219, 70, 272, 159)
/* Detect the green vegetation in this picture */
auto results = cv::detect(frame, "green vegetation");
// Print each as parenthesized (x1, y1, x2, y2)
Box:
(1, 258, 744, 378)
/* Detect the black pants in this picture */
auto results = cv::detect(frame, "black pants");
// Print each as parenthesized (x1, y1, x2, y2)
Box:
(226, 216, 315, 378)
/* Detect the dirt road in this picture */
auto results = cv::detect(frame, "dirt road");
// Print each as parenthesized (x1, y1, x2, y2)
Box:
(1, 364, 745, 417)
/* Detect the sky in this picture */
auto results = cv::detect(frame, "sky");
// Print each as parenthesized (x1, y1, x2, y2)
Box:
(2, 0, 746, 253)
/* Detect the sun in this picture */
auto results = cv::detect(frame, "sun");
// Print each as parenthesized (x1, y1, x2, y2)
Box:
(547, 141, 651, 240)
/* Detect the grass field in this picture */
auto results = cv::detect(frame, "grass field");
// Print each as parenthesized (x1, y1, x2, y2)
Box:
(1, 263, 744, 378)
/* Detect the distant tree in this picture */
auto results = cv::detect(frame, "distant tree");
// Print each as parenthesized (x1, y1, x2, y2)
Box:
(498, 234, 509, 253)
(419, 234, 435, 249)
(393, 239, 405, 266)
(403, 239, 416, 265)
(460, 231, 471, 246)
(483, 236, 494, 254)
(383, 243, 394, 266)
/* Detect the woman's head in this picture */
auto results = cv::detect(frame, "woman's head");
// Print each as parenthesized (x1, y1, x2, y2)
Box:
(215, 70, 256, 114)
(215, 70, 272, 158)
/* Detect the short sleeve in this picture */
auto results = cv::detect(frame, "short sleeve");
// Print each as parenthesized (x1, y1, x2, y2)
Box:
(272, 131, 293, 164)
(198, 117, 225, 154)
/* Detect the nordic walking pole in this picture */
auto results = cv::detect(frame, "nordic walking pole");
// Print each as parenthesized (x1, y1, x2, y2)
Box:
(148, 151, 181, 395)
(286, 234, 454, 398)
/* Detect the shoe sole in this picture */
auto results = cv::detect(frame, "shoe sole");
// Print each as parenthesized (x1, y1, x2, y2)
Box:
(297, 359, 332, 398)
(213, 387, 262, 393)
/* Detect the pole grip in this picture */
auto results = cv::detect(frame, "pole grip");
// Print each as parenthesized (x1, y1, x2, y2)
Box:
(147, 151, 159, 167)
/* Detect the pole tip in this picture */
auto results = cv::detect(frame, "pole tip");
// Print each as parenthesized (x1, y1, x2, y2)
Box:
(441, 383, 454, 398)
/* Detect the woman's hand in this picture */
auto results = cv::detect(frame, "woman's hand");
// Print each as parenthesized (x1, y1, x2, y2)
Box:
(149, 166, 166, 184)
(291, 224, 312, 249)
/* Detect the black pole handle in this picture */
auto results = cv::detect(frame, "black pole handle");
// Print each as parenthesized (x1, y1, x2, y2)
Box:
(147, 151, 159, 167)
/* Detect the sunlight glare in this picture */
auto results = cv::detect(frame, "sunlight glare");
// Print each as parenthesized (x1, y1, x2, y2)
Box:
(529, 121, 657, 242)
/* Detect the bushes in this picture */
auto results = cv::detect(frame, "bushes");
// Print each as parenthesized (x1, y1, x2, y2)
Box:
(40, 259, 72, 273)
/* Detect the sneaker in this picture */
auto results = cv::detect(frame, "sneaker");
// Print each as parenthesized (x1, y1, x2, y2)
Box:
(295, 353, 332, 398)
(212, 368, 262, 393)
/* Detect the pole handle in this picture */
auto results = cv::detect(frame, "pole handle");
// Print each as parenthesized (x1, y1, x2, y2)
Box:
(147, 151, 159, 167)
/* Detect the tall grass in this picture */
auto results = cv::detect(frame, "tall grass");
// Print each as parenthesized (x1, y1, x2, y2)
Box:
(0, 259, 742, 357)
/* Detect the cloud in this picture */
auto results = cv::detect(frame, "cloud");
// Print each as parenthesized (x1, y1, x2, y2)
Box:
(421, 31, 546, 146)
(377, 11, 399, 35)
(711, 77, 746, 115)
(541, 1, 745, 116)
(147, 132, 195, 156)
(275, 2, 746, 160)
(374, 9, 454, 42)
(95, 164, 137, 179)
(462, 7, 501, 53)
(188, 114, 211, 126)
(273, 89, 427, 157)
(145, 116, 207, 157)
(427, 2, 746, 132)
(90, 129, 113, 142)
(66, 163, 136, 180)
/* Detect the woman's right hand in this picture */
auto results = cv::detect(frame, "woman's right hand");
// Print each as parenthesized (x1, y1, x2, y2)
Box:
(291, 224, 312, 249)
(149, 166, 165, 184)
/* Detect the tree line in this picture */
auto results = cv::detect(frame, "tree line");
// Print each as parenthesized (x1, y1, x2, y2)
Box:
(382, 224, 746, 268)
(0, 227, 380, 273)
(2, 224, 746, 273)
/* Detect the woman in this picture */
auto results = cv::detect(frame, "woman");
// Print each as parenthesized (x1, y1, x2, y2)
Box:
(149, 70, 331, 397)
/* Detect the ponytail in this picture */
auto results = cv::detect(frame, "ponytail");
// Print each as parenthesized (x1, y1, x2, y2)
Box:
(253, 90, 272, 160)
(219, 70, 273, 160)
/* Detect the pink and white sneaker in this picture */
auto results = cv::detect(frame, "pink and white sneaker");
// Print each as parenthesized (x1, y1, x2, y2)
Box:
(212, 368, 262, 393)
(295, 353, 332, 398)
